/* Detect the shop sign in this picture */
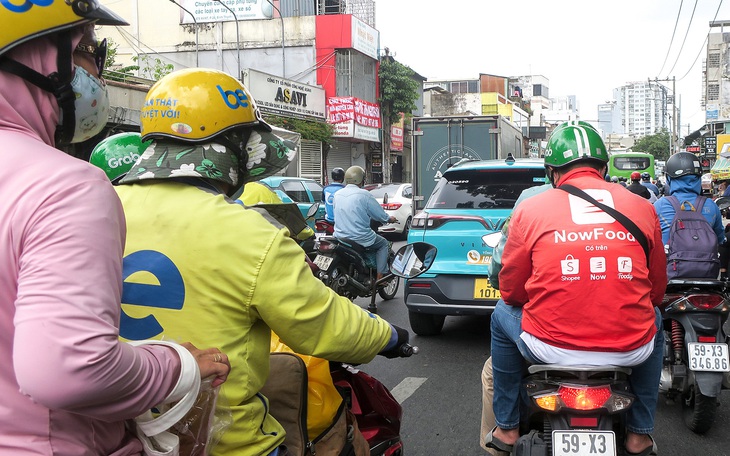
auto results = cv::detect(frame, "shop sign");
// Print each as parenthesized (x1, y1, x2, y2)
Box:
(242, 69, 325, 120)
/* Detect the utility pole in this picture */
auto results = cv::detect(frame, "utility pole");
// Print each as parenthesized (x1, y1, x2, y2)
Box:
(652, 76, 678, 155)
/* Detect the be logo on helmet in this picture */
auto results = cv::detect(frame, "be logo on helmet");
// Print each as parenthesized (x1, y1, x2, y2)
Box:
(217, 84, 250, 110)
(0, 0, 53, 14)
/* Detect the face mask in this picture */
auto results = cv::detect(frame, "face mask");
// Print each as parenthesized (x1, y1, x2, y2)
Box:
(69, 66, 110, 143)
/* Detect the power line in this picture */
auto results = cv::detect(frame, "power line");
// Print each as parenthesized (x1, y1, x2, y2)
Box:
(658, 0, 684, 76)
(677, 0, 724, 81)
(666, 0, 699, 77)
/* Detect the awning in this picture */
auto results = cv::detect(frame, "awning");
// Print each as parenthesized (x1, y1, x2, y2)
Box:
(711, 151, 730, 180)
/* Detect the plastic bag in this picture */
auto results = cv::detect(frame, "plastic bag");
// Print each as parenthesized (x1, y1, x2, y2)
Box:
(169, 377, 232, 456)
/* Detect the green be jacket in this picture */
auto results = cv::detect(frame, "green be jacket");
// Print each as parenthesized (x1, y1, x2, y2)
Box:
(116, 180, 393, 456)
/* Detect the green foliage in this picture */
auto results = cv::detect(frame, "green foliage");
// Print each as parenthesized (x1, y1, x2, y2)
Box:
(633, 129, 671, 161)
(264, 115, 334, 143)
(133, 54, 174, 81)
(378, 57, 420, 125)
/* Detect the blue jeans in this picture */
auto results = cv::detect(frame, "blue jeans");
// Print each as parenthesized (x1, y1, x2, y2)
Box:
(367, 233, 390, 274)
(490, 300, 664, 434)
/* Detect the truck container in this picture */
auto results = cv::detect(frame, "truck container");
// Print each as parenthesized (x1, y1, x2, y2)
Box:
(411, 115, 525, 211)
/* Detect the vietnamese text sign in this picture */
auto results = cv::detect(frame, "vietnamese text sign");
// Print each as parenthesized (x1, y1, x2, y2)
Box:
(351, 17, 379, 60)
(242, 69, 325, 120)
(327, 96, 382, 139)
(180, 0, 273, 23)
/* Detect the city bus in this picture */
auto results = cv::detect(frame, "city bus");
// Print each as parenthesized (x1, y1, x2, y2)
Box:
(607, 152, 655, 181)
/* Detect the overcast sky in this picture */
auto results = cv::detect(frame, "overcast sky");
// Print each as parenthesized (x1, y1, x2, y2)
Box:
(375, 0, 730, 135)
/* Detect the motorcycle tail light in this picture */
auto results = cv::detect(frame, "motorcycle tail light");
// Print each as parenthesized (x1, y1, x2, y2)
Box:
(558, 384, 612, 411)
(661, 293, 684, 307)
(318, 240, 336, 252)
(383, 441, 403, 456)
(698, 336, 717, 343)
(686, 294, 725, 310)
(569, 416, 598, 427)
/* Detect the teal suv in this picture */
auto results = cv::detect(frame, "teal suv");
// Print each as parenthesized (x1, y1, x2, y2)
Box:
(405, 157, 547, 335)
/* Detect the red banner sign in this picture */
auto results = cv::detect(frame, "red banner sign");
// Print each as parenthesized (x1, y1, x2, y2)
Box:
(327, 97, 381, 128)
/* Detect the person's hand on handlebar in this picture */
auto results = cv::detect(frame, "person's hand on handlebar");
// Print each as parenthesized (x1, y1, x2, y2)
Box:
(388, 216, 398, 224)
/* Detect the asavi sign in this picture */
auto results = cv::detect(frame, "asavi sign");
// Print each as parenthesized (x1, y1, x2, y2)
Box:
(242, 69, 326, 120)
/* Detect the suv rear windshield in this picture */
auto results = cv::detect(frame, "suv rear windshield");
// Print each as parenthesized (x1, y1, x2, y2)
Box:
(426, 168, 547, 209)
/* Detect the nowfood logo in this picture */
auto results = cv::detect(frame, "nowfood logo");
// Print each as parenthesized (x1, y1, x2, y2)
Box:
(1, 0, 54, 13)
(217, 85, 250, 109)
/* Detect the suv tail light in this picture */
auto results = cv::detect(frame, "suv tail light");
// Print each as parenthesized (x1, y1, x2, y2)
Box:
(409, 213, 492, 230)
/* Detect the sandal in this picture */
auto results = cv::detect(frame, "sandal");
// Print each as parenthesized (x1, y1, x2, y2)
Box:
(484, 426, 514, 453)
(625, 434, 657, 456)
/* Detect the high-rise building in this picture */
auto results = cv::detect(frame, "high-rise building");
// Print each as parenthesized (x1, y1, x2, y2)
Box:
(612, 81, 670, 138)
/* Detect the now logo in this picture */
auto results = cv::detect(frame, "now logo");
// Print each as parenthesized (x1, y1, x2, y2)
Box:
(217, 84, 250, 109)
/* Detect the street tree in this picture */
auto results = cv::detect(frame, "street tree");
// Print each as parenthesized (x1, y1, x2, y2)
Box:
(379, 51, 420, 182)
(633, 129, 671, 161)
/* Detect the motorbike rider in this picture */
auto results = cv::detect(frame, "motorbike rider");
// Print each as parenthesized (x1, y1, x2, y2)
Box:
(322, 167, 346, 224)
(627, 170, 656, 202)
(89, 131, 150, 183)
(0, 4, 229, 454)
(115, 68, 410, 456)
(640, 172, 660, 197)
(333, 165, 397, 280)
(485, 122, 667, 456)
(653, 152, 725, 247)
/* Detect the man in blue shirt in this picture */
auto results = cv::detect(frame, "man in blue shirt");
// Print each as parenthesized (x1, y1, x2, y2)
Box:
(322, 167, 345, 223)
(641, 172, 660, 197)
(333, 166, 396, 279)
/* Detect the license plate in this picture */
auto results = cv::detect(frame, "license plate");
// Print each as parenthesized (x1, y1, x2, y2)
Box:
(473, 278, 501, 300)
(688, 342, 730, 372)
(314, 255, 333, 271)
(552, 430, 616, 456)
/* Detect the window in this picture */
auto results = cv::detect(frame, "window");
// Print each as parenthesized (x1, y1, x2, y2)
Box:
(613, 156, 651, 171)
(708, 84, 720, 101)
(708, 53, 721, 68)
(304, 181, 323, 202)
(281, 181, 308, 202)
(426, 168, 547, 209)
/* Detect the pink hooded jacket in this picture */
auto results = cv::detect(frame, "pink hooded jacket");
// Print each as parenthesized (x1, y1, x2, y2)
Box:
(0, 35, 182, 454)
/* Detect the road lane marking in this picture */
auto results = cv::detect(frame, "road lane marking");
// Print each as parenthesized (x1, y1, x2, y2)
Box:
(391, 377, 427, 403)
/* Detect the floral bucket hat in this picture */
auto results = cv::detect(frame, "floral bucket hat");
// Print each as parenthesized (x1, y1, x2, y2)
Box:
(119, 129, 296, 186)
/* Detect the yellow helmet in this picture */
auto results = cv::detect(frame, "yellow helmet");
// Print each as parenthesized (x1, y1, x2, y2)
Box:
(0, 0, 128, 56)
(140, 68, 271, 143)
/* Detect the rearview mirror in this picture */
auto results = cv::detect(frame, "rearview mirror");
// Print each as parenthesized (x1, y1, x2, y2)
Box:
(482, 232, 503, 248)
(389, 242, 437, 279)
(716, 197, 730, 211)
(306, 202, 320, 218)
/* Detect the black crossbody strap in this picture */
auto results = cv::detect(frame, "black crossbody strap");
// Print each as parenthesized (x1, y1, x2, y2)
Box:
(558, 184, 650, 263)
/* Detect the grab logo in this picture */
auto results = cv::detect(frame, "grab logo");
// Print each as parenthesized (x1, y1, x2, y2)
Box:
(568, 189, 615, 225)
(1, 0, 53, 13)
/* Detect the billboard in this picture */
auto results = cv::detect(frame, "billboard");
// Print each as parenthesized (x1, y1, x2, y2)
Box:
(327, 97, 381, 142)
(242, 69, 326, 120)
(179, 0, 273, 23)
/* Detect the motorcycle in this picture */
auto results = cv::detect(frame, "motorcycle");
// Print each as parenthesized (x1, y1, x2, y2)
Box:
(480, 233, 636, 456)
(659, 278, 730, 434)
(264, 243, 436, 456)
(313, 214, 404, 313)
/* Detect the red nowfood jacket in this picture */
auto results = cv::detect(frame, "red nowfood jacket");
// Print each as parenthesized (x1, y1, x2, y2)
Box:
(499, 167, 668, 352)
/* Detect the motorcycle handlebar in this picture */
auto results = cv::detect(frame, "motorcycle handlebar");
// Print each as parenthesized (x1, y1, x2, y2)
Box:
(398, 343, 419, 357)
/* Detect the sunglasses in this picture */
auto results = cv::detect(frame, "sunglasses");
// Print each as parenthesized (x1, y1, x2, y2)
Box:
(75, 38, 107, 77)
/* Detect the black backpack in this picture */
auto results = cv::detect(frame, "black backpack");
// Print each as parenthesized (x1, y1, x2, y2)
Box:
(666, 195, 720, 279)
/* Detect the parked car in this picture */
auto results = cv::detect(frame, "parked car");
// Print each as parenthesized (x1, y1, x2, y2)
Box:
(259, 176, 326, 227)
(365, 183, 413, 238)
(404, 157, 547, 335)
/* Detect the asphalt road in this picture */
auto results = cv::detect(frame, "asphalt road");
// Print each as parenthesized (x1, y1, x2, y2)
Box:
(347, 239, 730, 456)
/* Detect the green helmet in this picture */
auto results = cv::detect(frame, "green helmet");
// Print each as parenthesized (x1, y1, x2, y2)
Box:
(544, 122, 608, 169)
(90, 132, 151, 181)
